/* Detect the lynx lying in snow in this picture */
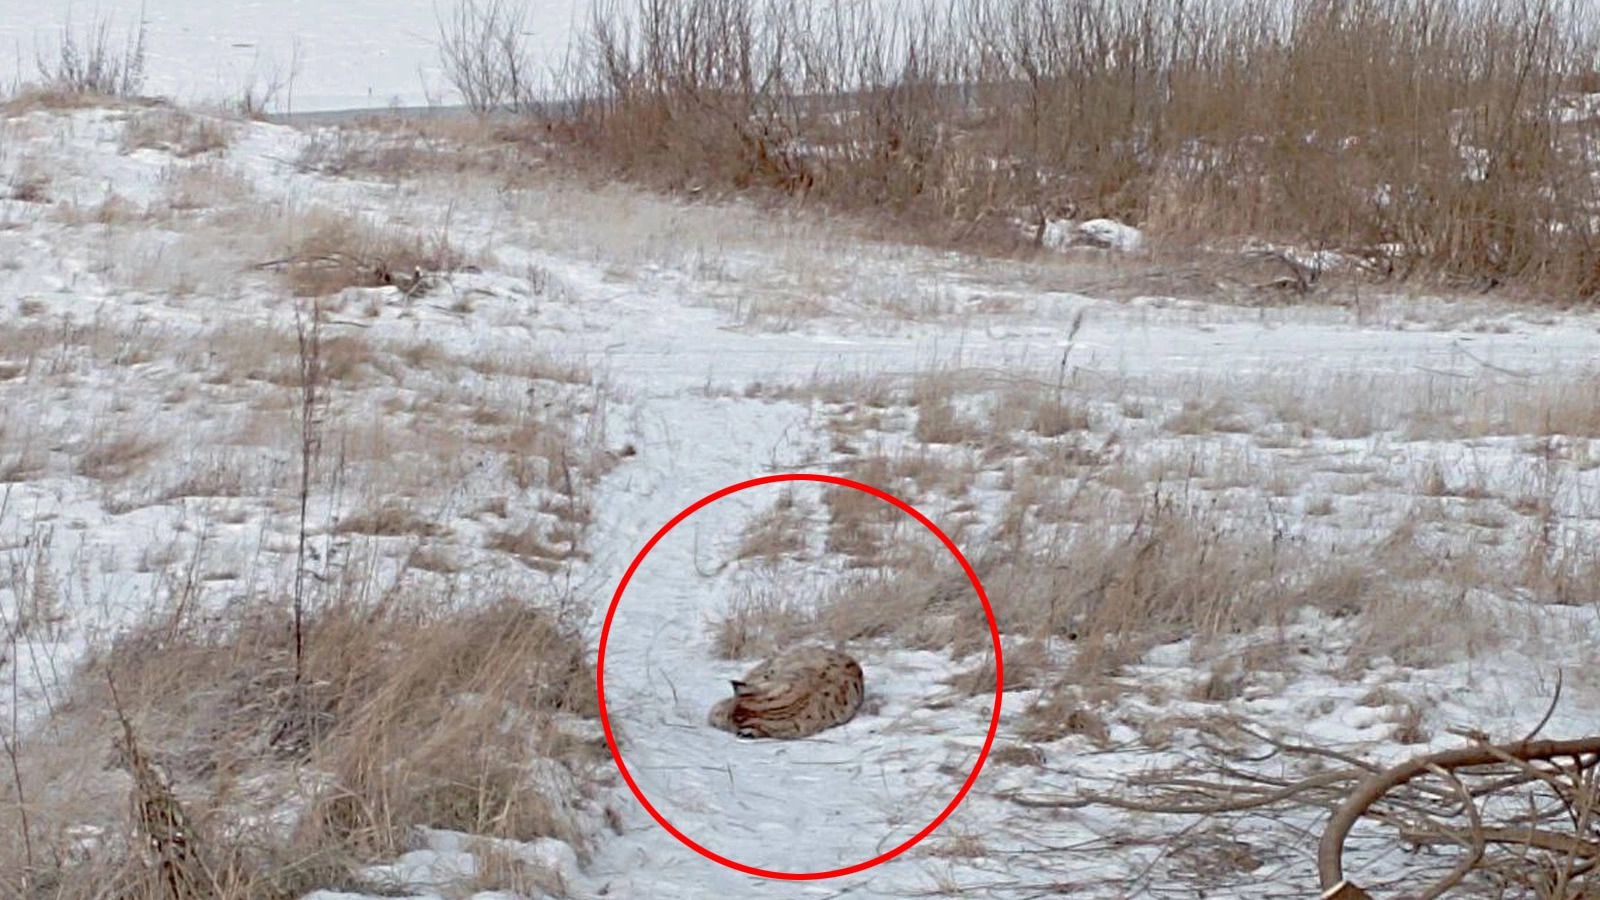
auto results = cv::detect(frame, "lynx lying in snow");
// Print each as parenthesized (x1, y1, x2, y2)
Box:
(708, 646, 864, 739)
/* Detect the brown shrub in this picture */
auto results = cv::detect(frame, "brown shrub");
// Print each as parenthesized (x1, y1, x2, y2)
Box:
(120, 108, 232, 158)
(552, 0, 1600, 301)
(0, 591, 602, 896)
(277, 210, 464, 297)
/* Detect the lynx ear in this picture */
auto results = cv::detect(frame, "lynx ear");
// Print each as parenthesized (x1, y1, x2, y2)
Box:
(730, 679, 755, 697)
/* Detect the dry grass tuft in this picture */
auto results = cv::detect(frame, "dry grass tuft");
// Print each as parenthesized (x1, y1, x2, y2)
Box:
(821, 472, 905, 565)
(711, 583, 817, 660)
(120, 108, 232, 158)
(75, 431, 167, 483)
(1028, 397, 1091, 438)
(733, 487, 811, 564)
(911, 373, 985, 446)
(485, 523, 586, 571)
(335, 499, 451, 538)
(274, 209, 466, 297)
(1, 85, 133, 115)
(925, 829, 988, 859)
(1, 590, 602, 895)
(160, 161, 255, 212)
(465, 837, 570, 896)
(6, 160, 52, 203)
(1018, 693, 1110, 745)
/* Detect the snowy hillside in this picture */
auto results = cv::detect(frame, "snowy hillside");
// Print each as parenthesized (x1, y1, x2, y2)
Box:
(3, 13, 1600, 898)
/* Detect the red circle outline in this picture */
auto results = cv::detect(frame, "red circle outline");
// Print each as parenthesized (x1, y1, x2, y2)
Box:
(596, 472, 1003, 880)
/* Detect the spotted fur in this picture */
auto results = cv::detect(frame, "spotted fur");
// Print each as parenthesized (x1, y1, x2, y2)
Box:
(708, 646, 864, 739)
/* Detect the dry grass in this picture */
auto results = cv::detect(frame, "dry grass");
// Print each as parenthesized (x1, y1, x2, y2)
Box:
(924, 829, 988, 859)
(0, 100, 631, 897)
(709, 348, 1600, 731)
(464, 837, 570, 896)
(485, 523, 587, 572)
(821, 472, 905, 566)
(74, 431, 167, 483)
(911, 371, 987, 446)
(335, 499, 452, 539)
(540, 0, 1600, 302)
(1016, 693, 1110, 745)
(294, 118, 540, 183)
(733, 487, 811, 564)
(0, 85, 144, 115)
(6, 160, 52, 203)
(119, 108, 232, 158)
(711, 583, 817, 660)
(0, 590, 603, 897)
(273, 208, 466, 297)
(160, 161, 255, 213)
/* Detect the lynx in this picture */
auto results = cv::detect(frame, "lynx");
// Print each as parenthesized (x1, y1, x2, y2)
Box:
(708, 646, 864, 739)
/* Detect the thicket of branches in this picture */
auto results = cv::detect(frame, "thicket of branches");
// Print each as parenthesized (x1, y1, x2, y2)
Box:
(436, 0, 1600, 302)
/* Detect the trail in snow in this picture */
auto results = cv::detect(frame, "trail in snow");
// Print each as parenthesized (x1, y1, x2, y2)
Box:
(537, 279, 982, 892)
(517, 255, 1600, 896)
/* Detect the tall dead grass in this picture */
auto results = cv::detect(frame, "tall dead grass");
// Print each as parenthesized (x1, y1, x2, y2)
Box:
(33, 7, 148, 98)
(120, 108, 232, 158)
(273, 208, 466, 297)
(524, 0, 1600, 300)
(0, 590, 603, 898)
(712, 352, 1600, 719)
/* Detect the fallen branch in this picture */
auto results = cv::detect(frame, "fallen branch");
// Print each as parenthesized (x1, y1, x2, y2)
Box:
(1317, 736, 1600, 895)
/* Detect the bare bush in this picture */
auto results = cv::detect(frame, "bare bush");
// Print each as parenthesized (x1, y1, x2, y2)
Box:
(437, 0, 541, 114)
(552, 0, 1600, 301)
(35, 7, 149, 97)
(235, 43, 302, 119)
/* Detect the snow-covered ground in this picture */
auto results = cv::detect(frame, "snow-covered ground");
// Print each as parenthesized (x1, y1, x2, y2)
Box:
(5, 87, 1600, 900)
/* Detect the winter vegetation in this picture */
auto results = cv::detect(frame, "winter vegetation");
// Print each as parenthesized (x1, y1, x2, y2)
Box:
(1, 1, 1600, 899)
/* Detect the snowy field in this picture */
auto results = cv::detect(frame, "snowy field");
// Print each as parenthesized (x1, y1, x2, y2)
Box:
(3, 15, 1600, 900)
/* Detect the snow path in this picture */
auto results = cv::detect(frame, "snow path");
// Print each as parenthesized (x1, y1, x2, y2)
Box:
(525, 268, 1600, 896)
(533, 279, 983, 891)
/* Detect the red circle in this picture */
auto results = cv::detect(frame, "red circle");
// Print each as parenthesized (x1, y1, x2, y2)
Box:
(596, 472, 1002, 880)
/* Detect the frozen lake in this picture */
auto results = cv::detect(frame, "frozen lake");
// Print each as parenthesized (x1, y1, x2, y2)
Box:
(0, 0, 589, 111)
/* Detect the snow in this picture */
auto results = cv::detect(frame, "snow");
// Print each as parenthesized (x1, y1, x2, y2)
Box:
(1036, 216, 1144, 253)
(1074, 217, 1143, 252)
(351, 828, 581, 894)
(5, 69, 1600, 900)
(0, 0, 589, 112)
